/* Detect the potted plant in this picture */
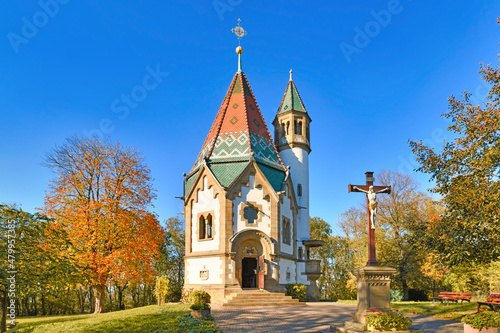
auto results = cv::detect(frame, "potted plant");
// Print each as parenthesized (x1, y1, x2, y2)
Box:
(190, 298, 211, 319)
(365, 309, 413, 332)
(462, 309, 500, 333)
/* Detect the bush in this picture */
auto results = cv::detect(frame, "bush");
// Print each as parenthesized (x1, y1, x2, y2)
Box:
(176, 313, 222, 332)
(188, 289, 211, 304)
(286, 283, 307, 302)
(462, 309, 500, 330)
(390, 289, 404, 302)
(365, 309, 412, 331)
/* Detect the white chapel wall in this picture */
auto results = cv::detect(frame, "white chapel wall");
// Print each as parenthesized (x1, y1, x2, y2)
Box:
(186, 257, 223, 285)
(280, 147, 310, 242)
(296, 261, 310, 285)
(280, 190, 294, 256)
(233, 175, 271, 235)
(278, 258, 297, 285)
(191, 177, 220, 252)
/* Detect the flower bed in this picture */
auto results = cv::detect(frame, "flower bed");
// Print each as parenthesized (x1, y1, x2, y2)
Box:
(365, 309, 412, 332)
(462, 309, 500, 333)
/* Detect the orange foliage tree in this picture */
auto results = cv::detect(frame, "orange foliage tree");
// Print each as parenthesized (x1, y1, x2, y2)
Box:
(42, 136, 163, 314)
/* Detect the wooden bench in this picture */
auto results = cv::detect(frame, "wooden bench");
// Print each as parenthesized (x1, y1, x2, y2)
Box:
(431, 292, 471, 305)
(477, 293, 500, 312)
(431, 292, 458, 304)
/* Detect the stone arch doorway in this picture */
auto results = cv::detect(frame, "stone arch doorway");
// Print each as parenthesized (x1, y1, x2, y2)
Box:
(230, 229, 275, 289)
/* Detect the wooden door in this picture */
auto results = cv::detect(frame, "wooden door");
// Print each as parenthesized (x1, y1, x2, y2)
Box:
(258, 255, 265, 289)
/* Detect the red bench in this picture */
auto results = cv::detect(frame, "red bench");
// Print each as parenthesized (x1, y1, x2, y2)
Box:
(477, 293, 500, 312)
(431, 292, 471, 305)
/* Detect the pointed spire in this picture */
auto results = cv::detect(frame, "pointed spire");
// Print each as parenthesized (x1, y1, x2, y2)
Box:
(191, 72, 285, 176)
(277, 71, 307, 115)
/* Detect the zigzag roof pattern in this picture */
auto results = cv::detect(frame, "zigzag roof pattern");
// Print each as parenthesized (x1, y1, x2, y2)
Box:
(186, 71, 286, 195)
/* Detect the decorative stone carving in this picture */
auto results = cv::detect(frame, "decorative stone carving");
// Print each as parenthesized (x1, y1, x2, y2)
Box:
(200, 266, 209, 280)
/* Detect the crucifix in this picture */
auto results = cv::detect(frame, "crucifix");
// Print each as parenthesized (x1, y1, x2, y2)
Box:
(348, 172, 391, 266)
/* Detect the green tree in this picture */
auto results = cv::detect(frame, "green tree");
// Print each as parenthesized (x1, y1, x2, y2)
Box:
(310, 217, 356, 300)
(155, 217, 185, 302)
(0, 204, 74, 331)
(409, 20, 500, 264)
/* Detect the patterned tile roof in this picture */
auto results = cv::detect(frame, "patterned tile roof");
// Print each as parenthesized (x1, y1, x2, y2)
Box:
(187, 72, 286, 195)
(277, 79, 307, 115)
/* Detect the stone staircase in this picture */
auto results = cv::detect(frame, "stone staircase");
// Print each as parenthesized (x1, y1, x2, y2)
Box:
(220, 289, 305, 307)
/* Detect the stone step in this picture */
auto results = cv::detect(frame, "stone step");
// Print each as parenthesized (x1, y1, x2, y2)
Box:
(221, 301, 305, 307)
(225, 295, 293, 301)
(221, 290, 304, 307)
(223, 297, 298, 304)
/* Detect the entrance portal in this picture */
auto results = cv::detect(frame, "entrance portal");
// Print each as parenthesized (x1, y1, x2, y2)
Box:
(241, 257, 257, 288)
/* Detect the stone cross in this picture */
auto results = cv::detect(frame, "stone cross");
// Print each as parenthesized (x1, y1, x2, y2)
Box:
(348, 172, 391, 266)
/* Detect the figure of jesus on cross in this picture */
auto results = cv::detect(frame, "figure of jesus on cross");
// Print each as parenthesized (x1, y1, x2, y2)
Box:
(349, 172, 391, 266)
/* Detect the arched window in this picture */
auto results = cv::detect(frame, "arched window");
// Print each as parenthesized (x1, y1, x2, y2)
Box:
(286, 122, 290, 135)
(199, 215, 206, 239)
(297, 184, 302, 197)
(298, 247, 303, 260)
(207, 214, 212, 238)
(281, 123, 286, 136)
(294, 120, 302, 135)
(282, 217, 291, 245)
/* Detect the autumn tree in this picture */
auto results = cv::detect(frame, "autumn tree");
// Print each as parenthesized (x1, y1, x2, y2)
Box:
(409, 20, 500, 265)
(42, 136, 163, 314)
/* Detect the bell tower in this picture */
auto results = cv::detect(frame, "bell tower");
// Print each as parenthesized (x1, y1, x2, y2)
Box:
(273, 70, 311, 243)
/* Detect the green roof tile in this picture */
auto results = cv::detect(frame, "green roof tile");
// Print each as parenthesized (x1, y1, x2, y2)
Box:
(257, 163, 286, 192)
(208, 162, 249, 188)
(277, 80, 307, 115)
(185, 170, 199, 196)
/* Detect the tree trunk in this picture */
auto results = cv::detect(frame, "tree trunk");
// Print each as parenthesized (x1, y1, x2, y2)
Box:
(116, 283, 126, 310)
(1, 288, 7, 333)
(402, 280, 409, 301)
(93, 285, 106, 314)
(89, 287, 95, 313)
(41, 293, 46, 316)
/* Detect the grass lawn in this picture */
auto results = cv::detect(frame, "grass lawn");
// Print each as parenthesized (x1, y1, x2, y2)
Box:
(7, 303, 221, 333)
(337, 300, 479, 321)
(391, 301, 479, 321)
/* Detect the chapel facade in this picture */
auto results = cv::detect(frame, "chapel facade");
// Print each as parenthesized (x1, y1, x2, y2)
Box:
(182, 48, 322, 303)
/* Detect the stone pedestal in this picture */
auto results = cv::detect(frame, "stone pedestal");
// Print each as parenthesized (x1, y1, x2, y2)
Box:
(351, 266, 396, 323)
(331, 266, 397, 332)
(305, 259, 321, 301)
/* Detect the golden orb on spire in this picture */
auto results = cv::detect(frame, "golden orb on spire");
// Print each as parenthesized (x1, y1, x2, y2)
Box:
(236, 46, 243, 55)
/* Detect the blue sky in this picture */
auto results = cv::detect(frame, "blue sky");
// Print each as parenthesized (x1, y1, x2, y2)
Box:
(1, 1, 499, 234)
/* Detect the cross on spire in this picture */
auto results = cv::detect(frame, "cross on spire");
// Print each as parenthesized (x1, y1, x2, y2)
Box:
(231, 18, 248, 46)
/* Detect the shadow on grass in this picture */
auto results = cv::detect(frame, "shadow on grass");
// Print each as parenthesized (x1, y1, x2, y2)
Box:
(79, 310, 187, 333)
(8, 314, 93, 333)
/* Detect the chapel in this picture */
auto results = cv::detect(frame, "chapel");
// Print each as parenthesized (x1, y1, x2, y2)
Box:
(182, 45, 323, 304)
